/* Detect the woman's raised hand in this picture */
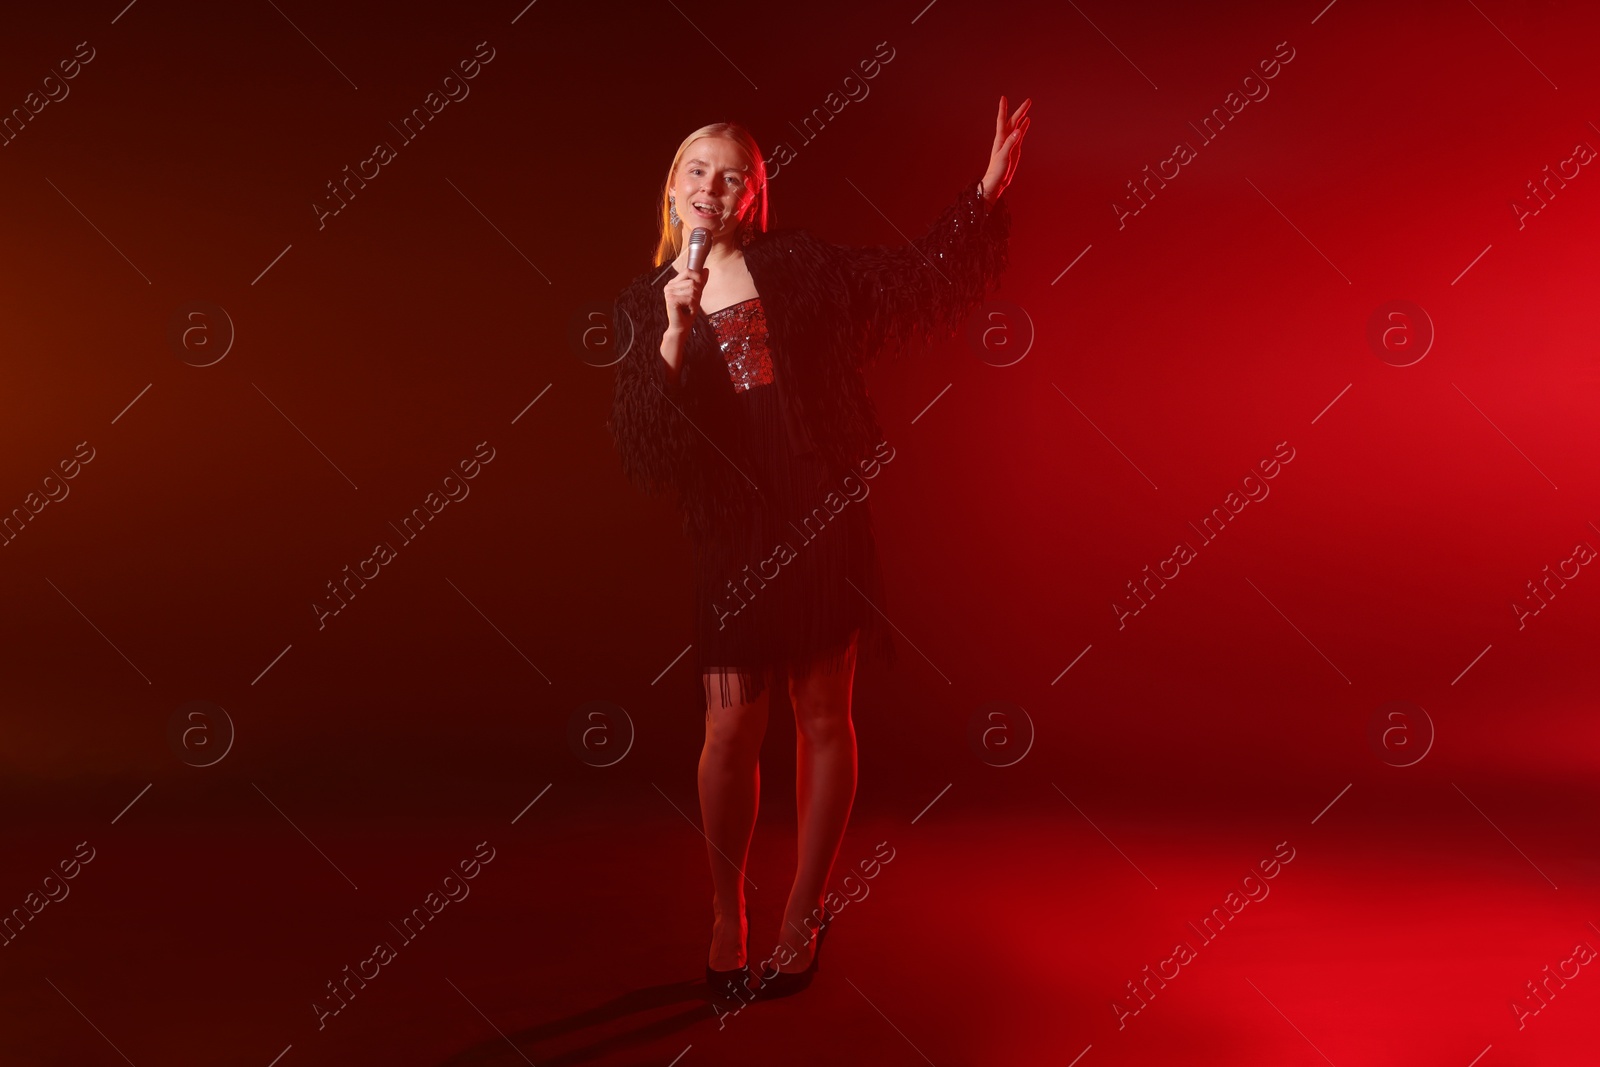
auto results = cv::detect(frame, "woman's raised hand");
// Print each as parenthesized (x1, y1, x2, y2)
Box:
(981, 95, 1031, 203)
(663, 266, 706, 330)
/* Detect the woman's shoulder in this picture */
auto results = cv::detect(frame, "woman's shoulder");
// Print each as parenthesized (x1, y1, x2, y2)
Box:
(752, 224, 823, 251)
(748, 226, 840, 270)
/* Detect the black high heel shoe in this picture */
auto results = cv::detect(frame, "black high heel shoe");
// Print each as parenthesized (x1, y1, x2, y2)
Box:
(705, 961, 753, 1003)
(755, 910, 833, 1000)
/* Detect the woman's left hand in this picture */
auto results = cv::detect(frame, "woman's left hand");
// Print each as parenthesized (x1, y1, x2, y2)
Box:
(981, 95, 1031, 204)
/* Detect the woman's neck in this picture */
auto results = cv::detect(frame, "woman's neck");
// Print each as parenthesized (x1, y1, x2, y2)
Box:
(676, 230, 742, 270)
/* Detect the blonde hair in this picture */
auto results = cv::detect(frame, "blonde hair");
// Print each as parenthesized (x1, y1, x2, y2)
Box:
(652, 122, 769, 267)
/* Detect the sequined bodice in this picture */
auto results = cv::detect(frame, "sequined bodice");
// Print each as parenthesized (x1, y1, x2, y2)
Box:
(706, 297, 775, 393)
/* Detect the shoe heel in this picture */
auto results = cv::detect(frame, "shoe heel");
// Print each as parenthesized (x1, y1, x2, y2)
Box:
(811, 911, 833, 972)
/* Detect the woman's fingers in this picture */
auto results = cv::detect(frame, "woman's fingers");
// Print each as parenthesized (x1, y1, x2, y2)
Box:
(664, 270, 705, 321)
(1006, 100, 1032, 147)
(1010, 118, 1030, 157)
(993, 114, 1030, 194)
(994, 95, 1031, 154)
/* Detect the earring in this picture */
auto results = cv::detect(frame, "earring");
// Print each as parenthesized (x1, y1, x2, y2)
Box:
(740, 226, 755, 247)
(668, 196, 680, 227)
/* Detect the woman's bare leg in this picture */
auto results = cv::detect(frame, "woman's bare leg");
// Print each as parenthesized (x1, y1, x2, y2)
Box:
(773, 635, 858, 973)
(700, 669, 770, 971)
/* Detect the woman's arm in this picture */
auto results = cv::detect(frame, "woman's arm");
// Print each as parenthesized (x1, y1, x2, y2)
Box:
(608, 276, 695, 496)
(835, 178, 1012, 369)
(837, 96, 1030, 369)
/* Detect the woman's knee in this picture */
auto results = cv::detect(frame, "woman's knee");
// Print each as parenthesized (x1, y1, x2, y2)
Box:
(788, 644, 857, 743)
(793, 693, 853, 745)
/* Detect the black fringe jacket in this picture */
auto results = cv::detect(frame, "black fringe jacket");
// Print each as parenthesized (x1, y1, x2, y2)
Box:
(607, 178, 1012, 544)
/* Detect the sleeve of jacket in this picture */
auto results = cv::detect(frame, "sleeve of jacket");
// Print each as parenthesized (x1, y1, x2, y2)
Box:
(832, 179, 1012, 370)
(607, 271, 694, 497)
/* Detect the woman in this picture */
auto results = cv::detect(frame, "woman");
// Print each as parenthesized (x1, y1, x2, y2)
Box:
(608, 97, 1030, 1000)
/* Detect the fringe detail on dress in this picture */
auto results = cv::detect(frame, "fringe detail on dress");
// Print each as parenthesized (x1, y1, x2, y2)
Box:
(843, 178, 1012, 371)
(607, 264, 762, 546)
(606, 266, 693, 499)
(711, 665, 769, 710)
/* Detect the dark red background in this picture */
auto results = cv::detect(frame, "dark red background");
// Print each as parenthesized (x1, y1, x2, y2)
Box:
(2, 1, 1597, 1064)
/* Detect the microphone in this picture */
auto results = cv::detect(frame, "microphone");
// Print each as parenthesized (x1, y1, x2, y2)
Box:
(687, 227, 711, 271)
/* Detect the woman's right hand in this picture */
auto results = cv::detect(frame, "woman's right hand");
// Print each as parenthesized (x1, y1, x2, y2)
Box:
(663, 266, 706, 328)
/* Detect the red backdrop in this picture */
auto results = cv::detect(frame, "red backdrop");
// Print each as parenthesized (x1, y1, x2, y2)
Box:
(2, 1, 1597, 1065)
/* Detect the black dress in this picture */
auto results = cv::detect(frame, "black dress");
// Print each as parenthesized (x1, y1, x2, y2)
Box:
(691, 295, 894, 709)
(608, 179, 1012, 711)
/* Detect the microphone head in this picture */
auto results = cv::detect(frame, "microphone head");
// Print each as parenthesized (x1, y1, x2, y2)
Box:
(687, 227, 710, 271)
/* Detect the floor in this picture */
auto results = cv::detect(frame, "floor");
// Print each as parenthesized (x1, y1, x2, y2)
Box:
(4, 775, 1593, 1067)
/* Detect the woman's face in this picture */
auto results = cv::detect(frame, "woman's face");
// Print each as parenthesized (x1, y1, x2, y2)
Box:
(672, 136, 756, 241)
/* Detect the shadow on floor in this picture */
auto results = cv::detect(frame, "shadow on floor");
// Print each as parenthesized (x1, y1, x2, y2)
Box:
(435, 976, 759, 1066)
